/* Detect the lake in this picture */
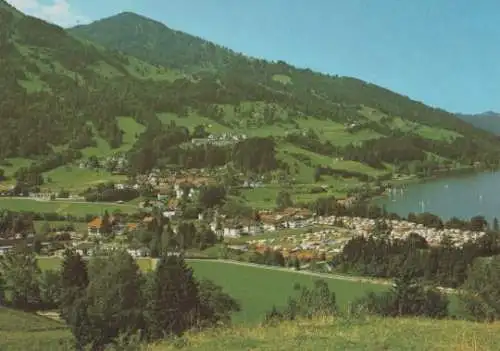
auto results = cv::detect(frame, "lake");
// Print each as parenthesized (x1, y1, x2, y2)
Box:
(374, 170, 500, 223)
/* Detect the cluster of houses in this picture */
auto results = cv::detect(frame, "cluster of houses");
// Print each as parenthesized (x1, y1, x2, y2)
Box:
(78, 154, 129, 173)
(314, 216, 486, 247)
(210, 207, 315, 237)
(226, 215, 489, 261)
(191, 133, 247, 147)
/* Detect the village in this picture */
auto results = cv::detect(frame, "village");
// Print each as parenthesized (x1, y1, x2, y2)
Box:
(0, 154, 488, 262)
(1, 203, 483, 263)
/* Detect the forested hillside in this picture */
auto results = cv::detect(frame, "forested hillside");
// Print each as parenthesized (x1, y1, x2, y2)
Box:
(2, 2, 500, 191)
(68, 12, 496, 143)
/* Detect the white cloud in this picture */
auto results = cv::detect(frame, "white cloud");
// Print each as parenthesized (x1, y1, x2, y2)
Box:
(6, 0, 89, 27)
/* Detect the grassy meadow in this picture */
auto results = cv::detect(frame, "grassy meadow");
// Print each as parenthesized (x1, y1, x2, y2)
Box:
(0, 197, 137, 216)
(153, 316, 500, 351)
(188, 260, 389, 324)
(0, 308, 72, 351)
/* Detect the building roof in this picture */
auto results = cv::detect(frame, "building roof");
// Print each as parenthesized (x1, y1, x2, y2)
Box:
(87, 216, 116, 228)
(87, 217, 102, 228)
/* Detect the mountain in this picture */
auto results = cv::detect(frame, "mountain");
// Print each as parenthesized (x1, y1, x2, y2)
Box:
(0, 3, 184, 159)
(69, 12, 241, 73)
(68, 13, 496, 141)
(3, 4, 500, 201)
(457, 111, 500, 135)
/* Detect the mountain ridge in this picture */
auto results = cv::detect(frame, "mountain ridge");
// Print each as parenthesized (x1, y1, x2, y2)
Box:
(456, 111, 500, 135)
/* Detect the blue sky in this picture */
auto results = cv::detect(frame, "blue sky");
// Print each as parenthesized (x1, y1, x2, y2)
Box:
(7, 0, 500, 114)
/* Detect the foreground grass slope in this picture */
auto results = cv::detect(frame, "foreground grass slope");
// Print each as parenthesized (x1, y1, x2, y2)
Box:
(0, 308, 72, 350)
(2, 302, 498, 351)
(152, 316, 500, 351)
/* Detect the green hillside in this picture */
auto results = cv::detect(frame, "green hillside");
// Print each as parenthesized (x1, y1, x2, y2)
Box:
(0, 308, 72, 350)
(2, 3, 500, 200)
(152, 316, 500, 351)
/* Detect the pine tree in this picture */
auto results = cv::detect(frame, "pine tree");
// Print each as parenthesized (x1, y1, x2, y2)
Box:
(145, 255, 200, 339)
(59, 249, 91, 350)
(0, 249, 41, 310)
(294, 257, 300, 271)
(101, 210, 112, 235)
(85, 251, 145, 348)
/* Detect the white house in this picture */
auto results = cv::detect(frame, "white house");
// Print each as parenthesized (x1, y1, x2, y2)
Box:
(127, 247, 150, 258)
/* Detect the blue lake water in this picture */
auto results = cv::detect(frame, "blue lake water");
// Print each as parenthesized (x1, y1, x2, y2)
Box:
(374, 170, 500, 223)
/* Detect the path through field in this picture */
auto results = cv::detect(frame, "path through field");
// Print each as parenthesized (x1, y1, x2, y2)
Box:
(187, 259, 457, 294)
(187, 259, 392, 286)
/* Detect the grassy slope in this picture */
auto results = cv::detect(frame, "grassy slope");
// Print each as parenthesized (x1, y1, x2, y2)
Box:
(0, 198, 137, 216)
(0, 308, 72, 350)
(153, 316, 500, 351)
(1, 295, 496, 351)
(2, 302, 498, 351)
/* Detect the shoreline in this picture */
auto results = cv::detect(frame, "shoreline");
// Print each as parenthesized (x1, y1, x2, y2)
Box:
(369, 165, 497, 203)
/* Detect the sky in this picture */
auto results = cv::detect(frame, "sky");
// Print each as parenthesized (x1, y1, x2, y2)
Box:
(6, 0, 500, 114)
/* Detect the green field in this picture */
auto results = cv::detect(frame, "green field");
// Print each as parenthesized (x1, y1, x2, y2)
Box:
(33, 220, 88, 233)
(37, 256, 155, 272)
(79, 117, 146, 158)
(42, 166, 127, 192)
(188, 260, 389, 324)
(158, 112, 233, 134)
(0, 308, 72, 350)
(0, 198, 137, 216)
(37, 256, 388, 324)
(36, 257, 461, 325)
(153, 315, 500, 351)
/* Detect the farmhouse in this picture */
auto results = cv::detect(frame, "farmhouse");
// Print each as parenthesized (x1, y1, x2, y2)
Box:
(222, 219, 244, 237)
(127, 246, 151, 258)
(87, 217, 108, 237)
(75, 242, 95, 256)
(87, 216, 137, 237)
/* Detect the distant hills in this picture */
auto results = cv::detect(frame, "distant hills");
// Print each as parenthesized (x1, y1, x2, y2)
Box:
(2, 2, 500, 188)
(457, 111, 500, 135)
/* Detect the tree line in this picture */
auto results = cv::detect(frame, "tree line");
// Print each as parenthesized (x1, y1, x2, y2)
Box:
(0, 246, 240, 350)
